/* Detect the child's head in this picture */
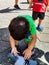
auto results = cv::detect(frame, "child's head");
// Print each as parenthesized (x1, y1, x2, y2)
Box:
(8, 17, 29, 40)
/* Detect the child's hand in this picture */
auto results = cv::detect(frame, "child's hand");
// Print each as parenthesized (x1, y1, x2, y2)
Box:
(23, 48, 34, 59)
(11, 47, 20, 56)
(47, 6, 49, 12)
(28, 5, 31, 8)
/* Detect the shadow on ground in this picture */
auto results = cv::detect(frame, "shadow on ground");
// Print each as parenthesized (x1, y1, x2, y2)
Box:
(0, 7, 17, 13)
(0, 28, 49, 65)
(0, 7, 31, 13)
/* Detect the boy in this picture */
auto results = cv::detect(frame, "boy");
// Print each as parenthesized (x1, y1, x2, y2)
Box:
(29, 0, 49, 31)
(8, 15, 37, 65)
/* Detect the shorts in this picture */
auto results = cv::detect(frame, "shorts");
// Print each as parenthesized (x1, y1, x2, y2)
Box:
(32, 11, 45, 20)
(16, 39, 28, 54)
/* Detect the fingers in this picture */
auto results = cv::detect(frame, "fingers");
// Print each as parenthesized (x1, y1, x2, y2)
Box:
(31, 51, 34, 55)
(11, 50, 20, 56)
(23, 51, 34, 59)
(11, 51, 17, 56)
(23, 50, 25, 55)
(24, 53, 31, 59)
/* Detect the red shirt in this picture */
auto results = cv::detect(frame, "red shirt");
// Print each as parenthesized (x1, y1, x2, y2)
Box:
(33, 0, 47, 12)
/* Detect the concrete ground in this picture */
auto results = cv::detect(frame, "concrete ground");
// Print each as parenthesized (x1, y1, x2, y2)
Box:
(0, 0, 49, 65)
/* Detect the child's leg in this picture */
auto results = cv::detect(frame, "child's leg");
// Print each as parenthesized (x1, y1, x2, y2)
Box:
(36, 19, 43, 31)
(37, 12, 45, 31)
(38, 19, 42, 26)
(32, 11, 38, 21)
(15, 0, 18, 5)
(14, 0, 20, 9)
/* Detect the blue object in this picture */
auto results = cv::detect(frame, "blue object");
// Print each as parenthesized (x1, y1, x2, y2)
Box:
(25, 32, 31, 38)
(8, 53, 18, 61)
(15, 56, 25, 65)
(25, 59, 37, 65)
(8, 53, 25, 65)
(37, 25, 43, 31)
(29, 60, 37, 65)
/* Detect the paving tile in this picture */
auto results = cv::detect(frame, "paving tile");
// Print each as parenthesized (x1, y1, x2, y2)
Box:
(40, 28, 49, 34)
(0, 48, 11, 64)
(37, 33, 49, 43)
(36, 39, 49, 52)
(0, 28, 9, 41)
(0, 37, 1, 40)
(42, 16, 49, 28)
(0, 29, 2, 40)
(0, 41, 10, 53)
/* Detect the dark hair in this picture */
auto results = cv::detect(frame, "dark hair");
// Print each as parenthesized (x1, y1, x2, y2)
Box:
(8, 17, 29, 40)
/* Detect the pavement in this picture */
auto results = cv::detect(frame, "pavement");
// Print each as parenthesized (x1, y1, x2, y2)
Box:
(0, 0, 49, 65)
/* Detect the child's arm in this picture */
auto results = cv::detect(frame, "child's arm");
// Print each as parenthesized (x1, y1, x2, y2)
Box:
(9, 34, 19, 56)
(47, 0, 49, 6)
(9, 34, 16, 49)
(47, 0, 49, 11)
(28, 34, 37, 51)
(23, 34, 37, 59)
(29, 0, 33, 8)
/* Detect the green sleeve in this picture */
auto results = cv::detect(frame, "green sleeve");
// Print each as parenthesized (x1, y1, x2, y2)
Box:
(23, 15, 37, 34)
